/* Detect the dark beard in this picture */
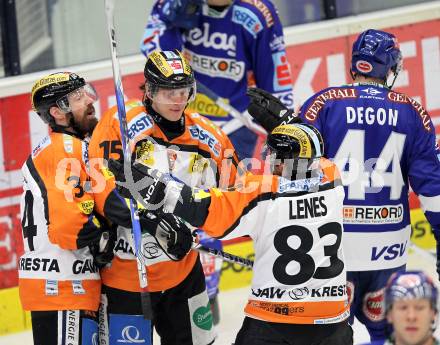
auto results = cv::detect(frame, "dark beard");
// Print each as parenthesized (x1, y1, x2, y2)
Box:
(76, 105, 98, 136)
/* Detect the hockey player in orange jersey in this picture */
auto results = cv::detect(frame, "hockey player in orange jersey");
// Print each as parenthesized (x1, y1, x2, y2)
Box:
(88, 49, 239, 345)
(19, 72, 137, 345)
(109, 122, 354, 345)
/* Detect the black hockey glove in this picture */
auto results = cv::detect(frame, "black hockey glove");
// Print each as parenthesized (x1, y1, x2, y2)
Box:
(88, 217, 117, 269)
(247, 87, 301, 132)
(108, 158, 188, 213)
(139, 210, 194, 261)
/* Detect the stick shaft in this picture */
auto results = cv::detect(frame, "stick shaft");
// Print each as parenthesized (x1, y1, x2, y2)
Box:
(104, 0, 152, 321)
(194, 244, 254, 268)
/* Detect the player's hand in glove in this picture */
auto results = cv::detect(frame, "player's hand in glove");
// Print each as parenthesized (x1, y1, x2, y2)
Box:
(108, 158, 188, 213)
(139, 210, 194, 261)
(88, 215, 117, 268)
(247, 87, 301, 132)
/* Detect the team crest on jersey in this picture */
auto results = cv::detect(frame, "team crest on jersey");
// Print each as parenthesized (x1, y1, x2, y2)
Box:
(135, 140, 155, 166)
(78, 200, 94, 214)
(189, 154, 209, 174)
(232, 6, 263, 37)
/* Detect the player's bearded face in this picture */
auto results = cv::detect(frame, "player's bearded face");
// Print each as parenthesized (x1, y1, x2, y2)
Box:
(68, 89, 98, 135)
(72, 103, 98, 134)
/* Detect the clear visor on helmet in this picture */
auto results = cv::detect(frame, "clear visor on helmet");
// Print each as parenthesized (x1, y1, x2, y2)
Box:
(56, 84, 98, 112)
(145, 82, 196, 105)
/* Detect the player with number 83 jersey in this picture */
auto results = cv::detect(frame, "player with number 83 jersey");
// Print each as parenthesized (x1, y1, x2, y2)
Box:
(130, 123, 353, 344)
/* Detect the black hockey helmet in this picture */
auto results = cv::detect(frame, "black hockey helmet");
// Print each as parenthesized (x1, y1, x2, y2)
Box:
(263, 123, 324, 178)
(265, 123, 324, 160)
(31, 72, 89, 127)
(144, 49, 196, 104)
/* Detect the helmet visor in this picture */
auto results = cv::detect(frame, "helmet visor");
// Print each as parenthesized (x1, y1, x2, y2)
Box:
(145, 83, 196, 105)
(56, 84, 98, 112)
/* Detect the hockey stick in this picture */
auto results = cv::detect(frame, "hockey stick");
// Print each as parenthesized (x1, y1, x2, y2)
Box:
(193, 244, 254, 268)
(195, 81, 266, 135)
(104, 0, 153, 323)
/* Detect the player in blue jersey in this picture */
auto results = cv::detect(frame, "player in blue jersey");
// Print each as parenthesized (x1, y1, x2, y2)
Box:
(140, 0, 294, 160)
(245, 29, 440, 342)
(360, 271, 439, 345)
(140, 0, 294, 324)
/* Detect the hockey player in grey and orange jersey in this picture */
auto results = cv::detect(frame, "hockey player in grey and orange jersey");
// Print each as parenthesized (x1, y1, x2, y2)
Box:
(109, 123, 353, 345)
(20, 72, 133, 345)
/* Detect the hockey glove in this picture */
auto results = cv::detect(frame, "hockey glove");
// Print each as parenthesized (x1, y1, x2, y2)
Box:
(139, 210, 194, 261)
(108, 158, 187, 213)
(88, 216, 117, 268)
(247, 87, 301, 132)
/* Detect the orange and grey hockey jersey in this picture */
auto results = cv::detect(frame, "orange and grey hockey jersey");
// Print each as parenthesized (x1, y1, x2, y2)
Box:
(19, 131, 131, 311)
(176, 159, 349, 324)
(88, 100, 238, 292)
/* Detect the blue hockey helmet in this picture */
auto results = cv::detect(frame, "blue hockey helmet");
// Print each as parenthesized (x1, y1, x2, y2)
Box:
(351, 29, 402, 83)
(385, 271, 438, 312)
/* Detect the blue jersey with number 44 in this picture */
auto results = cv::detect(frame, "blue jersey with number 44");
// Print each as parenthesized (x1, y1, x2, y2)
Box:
(300, 83, 440, 271)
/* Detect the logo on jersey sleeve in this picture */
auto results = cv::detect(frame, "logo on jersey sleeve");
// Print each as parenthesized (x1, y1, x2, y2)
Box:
(232, 5, 263, 37)
(188, 125, 221, 156)
(269, 34, 286, 52)
(272, 51, 292, 92)
(273, 90, 294, 108)
(32, 135, 51, 158)
(127, 113, 154, 140)
(241, 0, 274, 27)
